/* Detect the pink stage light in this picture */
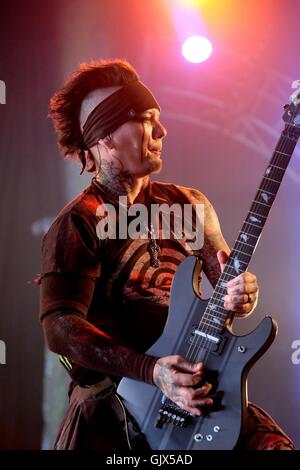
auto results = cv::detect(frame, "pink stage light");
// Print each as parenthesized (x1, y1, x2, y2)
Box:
(182, 35, 213, 63)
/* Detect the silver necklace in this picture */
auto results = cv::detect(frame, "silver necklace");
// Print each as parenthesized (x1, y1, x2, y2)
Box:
(147, 223, 161, 268)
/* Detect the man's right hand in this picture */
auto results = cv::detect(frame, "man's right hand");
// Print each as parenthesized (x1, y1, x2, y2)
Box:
(153, 355, 213, 416)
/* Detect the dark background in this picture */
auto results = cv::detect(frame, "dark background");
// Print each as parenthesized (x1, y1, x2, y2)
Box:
(0, 0, 300, 449)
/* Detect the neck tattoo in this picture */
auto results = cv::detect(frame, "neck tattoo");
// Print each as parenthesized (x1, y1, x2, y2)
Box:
(96, 161, 161, 268)
(97, 160, 135, 199)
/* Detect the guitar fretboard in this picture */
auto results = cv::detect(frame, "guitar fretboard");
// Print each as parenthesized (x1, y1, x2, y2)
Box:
(200, 126, 299, 335)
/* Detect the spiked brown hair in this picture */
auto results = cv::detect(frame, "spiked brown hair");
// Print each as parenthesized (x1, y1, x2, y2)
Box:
(48, 59, 139, 162)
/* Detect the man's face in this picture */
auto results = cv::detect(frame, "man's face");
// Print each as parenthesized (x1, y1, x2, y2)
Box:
(102, 108, 167, 177)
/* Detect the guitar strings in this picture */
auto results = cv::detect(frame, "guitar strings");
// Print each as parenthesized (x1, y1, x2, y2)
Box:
(185, 117, 298, 376)
(190, 127, 296, 365)
(189, 128, 296, 364)
(161, 114, 298, 415)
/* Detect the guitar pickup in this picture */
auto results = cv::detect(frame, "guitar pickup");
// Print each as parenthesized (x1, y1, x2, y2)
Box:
(187, 326, 227, 354)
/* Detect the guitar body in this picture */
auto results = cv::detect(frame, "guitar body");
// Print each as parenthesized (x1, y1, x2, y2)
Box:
(117, 256, 277, 450)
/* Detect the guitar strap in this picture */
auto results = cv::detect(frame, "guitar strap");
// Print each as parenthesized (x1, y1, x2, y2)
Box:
(108, 392, 151, 451)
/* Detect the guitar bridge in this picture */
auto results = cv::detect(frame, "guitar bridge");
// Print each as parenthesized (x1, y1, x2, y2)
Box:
(155, 403, 191, 429)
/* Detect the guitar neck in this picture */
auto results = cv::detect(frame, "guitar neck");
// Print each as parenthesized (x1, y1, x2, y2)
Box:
(202, 126, 299, 331)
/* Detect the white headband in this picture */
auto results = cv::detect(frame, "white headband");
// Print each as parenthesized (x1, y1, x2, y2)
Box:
(79, 85, 122, 131)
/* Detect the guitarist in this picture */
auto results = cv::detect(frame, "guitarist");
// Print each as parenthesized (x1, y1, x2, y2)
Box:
(39, 59, 295, 450)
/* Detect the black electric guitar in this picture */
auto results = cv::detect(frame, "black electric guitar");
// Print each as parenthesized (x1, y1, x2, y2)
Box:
(117, 81, 300, 450)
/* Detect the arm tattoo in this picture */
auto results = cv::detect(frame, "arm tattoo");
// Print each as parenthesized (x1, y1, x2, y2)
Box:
(200, 237, 222, 288)
(199, 198, 230, 288)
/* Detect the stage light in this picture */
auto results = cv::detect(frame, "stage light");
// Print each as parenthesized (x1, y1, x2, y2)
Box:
(182, 35, 212, 63)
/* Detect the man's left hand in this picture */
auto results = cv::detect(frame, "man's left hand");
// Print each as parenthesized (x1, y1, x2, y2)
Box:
(217, 250, 259, 316)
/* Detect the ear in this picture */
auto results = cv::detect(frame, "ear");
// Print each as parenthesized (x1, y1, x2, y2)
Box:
(98, 137, 114, 150)
(85, 150, 96, 173)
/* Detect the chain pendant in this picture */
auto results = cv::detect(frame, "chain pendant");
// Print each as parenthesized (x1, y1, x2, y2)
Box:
(147, 223, 160, 267)
(148, 238, 161, 267)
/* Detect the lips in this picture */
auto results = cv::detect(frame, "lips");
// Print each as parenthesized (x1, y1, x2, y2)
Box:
(150, 150, 161, 159)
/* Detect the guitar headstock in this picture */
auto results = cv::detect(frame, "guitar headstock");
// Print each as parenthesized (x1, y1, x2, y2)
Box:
(282, 79, 300, 138)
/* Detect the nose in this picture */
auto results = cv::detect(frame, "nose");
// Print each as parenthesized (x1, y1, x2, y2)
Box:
(153, 120, 167, 140)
